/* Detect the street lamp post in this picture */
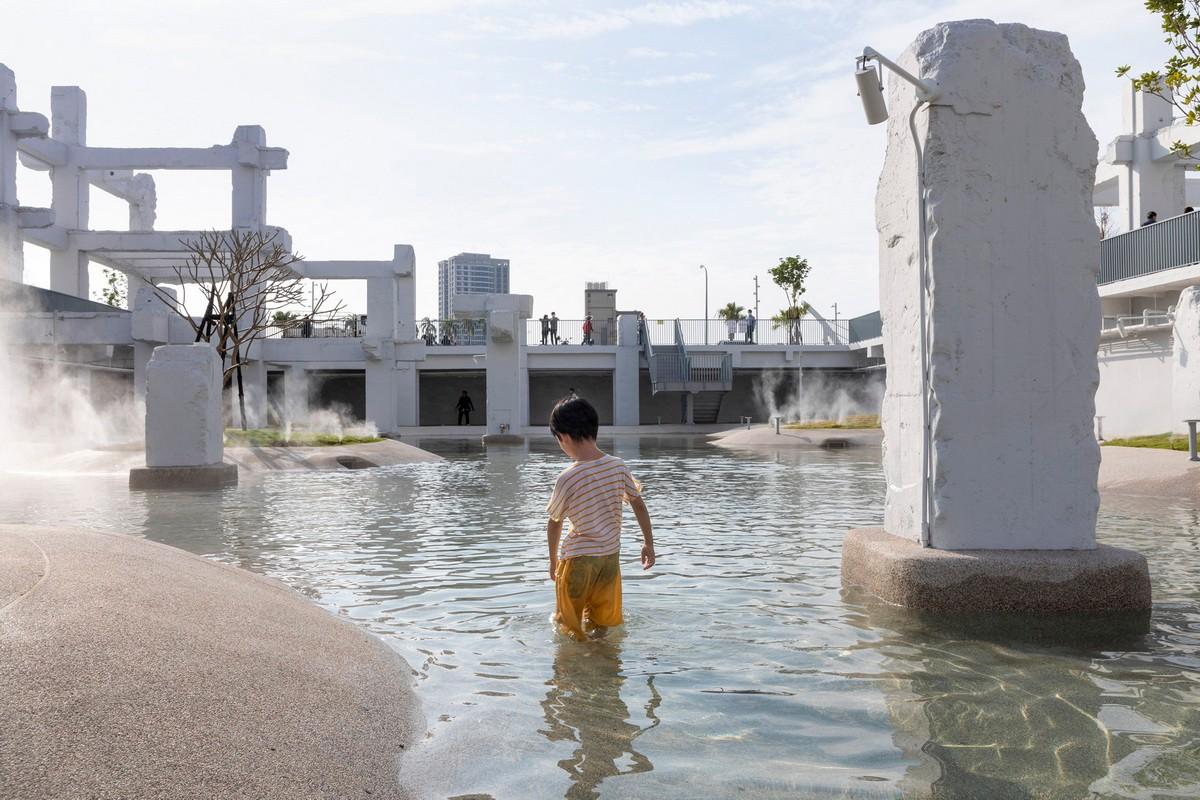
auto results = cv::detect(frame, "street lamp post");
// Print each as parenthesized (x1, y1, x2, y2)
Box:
(699, 264, 709, 345)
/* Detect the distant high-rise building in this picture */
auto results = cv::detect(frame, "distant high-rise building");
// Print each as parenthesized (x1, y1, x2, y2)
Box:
(438, 252, 510, 322)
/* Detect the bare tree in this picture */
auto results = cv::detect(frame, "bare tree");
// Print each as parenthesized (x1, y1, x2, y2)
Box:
(151, 229, 344, 429)
(1096, 207, 1119, 239)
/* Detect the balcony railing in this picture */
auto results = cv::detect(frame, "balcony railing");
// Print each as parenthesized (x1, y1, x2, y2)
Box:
(672, 318, 850, 346)
(1100, 210, 1200, 284)
(417, 318, 487, 346)
(1101, 310, 1174, 337)
(267, 315, 366, 339)
(526, 318, 614, 346)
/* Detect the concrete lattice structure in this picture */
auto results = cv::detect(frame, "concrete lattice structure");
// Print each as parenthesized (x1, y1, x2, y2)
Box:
(0, 63, 885, 437)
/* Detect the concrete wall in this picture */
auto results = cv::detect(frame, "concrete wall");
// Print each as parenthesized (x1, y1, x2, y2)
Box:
(1096, 331, 1174, 438)
(528, 371, 613, 425)
(419, 370, 486, 426)
(310, 371, 366, 422)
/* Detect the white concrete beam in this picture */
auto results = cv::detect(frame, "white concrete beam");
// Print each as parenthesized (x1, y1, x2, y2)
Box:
(16, 207, 53, 228)
(16, 137, 67, 167)
(71, 144, 288, 171)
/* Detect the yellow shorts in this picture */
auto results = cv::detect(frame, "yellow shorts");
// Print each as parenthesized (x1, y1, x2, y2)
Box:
(555, 553, 623, 641)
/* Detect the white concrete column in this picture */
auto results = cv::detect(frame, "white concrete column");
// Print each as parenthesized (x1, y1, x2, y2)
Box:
(231, 125, 267, 228)
(0, 66, 22, 282)
(282, 365, 309, 427)
(876, 20, 1100, 550)
(395, 363, 418, 427)
(613, 314, 640, 426)
(131, 285, 172, 404)
(485, 309, 520, 435)
(49, 86, 89, 297)
(144, 344, 224, 467)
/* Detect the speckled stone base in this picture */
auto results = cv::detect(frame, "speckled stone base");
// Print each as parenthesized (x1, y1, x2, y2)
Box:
(129, 463, 239, 490)
(481, 434, 525, 445)
(842, 528, 1151, 614)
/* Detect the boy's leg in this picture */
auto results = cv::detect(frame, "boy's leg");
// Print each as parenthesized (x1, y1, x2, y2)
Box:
(583, 554, 623, 630)
(554, 558, 590, 641)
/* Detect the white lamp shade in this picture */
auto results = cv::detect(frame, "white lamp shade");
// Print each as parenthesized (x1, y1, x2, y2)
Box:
(856, 68, 888, 125)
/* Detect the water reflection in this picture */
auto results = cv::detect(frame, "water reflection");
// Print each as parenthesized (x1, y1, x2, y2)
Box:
(539, 635, 660, 799)
(846, 592, 1200, 799)
(1, 441, 1199, 798)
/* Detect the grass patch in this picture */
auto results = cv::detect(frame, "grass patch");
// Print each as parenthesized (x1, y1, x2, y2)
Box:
(1101, 433, 1190, 451)
(783, 414, 880, 430)
(224, 428, 383, 448)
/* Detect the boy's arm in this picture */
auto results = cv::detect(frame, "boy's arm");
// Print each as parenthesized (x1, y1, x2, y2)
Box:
(629, 495, 655, 569)
(547, 518, 562, 580)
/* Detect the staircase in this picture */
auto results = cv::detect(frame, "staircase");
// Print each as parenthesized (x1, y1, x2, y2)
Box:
(642, 320, 733, 420)
(691, 391, 725, 424)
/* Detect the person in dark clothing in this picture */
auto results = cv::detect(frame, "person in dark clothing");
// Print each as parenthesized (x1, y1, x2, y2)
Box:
(540, 314, 551, 345)
(745, 310, 756, 343)
(1143, 211, 1159, 226)
(550, 312, 560, 345)
(456, 390, 475, 425)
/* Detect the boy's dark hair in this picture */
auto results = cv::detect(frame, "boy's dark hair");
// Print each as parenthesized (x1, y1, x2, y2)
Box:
(550, 396, 599, 442)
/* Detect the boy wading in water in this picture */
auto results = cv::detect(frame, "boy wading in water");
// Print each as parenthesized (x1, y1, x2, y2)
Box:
(546, 397, 655, 641)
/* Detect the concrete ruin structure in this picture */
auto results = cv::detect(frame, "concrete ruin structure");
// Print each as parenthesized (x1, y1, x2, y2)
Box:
(844, 20, 1150, 613)
(129, 344, 237, 488)
(0, 62, 883, 440)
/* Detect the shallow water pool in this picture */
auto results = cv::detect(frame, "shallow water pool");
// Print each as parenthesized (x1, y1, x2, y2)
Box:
(3, 437, 1199, 799)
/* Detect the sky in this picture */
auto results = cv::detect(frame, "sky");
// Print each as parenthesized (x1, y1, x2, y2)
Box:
(1, 0, 1176, 321)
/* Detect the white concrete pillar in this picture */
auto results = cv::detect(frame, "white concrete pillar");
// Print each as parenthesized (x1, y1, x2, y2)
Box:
(395, 363, 418, 427)
(144, 344, 224, 467)
(613, 313, 640, 426)
(131, 285, 173, 404)
(485, 309, 520, 435)
(876, 20, 1100, 550)
(393, 244, 416, 345)
(0, 66, 22, 283)
(231, 125, 267, 228)
(49, 86, 89, 297)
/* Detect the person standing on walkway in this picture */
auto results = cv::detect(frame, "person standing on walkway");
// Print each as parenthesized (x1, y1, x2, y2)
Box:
(582, 316, 595, 346)
(540, 314, 551, 345)
(550, 312, 560, 345)
(456, 390, 475, 426)
(745, 310, 756, 344)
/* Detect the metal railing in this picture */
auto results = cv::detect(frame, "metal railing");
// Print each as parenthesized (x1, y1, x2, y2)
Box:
(1101, 310, 1174, 337)
(688, 352, 732, 384)
(672, 318, 850, 346)
(268, 315, 366, 339)
(417, 318, 487, 346)
(526, 318, 614, 346)
(1100, 210, 1200, 284)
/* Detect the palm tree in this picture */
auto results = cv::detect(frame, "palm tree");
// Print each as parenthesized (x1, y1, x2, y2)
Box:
(772, 303, 809, 344)
(716, 302, 745, 321)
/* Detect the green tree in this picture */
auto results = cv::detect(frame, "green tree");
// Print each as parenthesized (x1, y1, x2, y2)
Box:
(769, 255, 811, 315)
(96, 267, 127, 309)
(772, 304, 809, 344)
(1117, 1, 1200, 159)
(716, 302, 745, 320)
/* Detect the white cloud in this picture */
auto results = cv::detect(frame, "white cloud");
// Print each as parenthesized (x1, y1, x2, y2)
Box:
(627, 46, 671, 59)
(466, 1, 751, 41)
(630, 71, 715, 87)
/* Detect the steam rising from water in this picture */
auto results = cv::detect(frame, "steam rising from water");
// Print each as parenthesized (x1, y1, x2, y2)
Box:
(753, 364, 883, 423)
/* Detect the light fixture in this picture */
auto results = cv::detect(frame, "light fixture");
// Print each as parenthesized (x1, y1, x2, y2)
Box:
(856, 45, 940, 548)
(855, 47, 940, 124)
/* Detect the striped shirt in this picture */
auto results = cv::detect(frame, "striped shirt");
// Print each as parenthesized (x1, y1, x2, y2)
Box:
(546, 454, 642, 559)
